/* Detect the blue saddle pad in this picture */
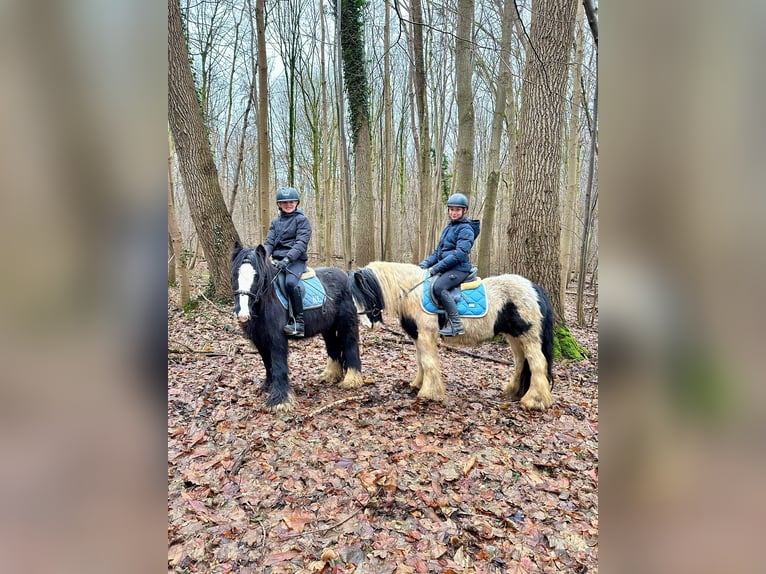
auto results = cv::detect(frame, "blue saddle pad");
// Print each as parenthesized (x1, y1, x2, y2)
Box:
(276, 275, 326, 310)
(421, 272, 488, 317)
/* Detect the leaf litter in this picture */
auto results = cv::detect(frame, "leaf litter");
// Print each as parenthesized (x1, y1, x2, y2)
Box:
(168, 272, 598, 573)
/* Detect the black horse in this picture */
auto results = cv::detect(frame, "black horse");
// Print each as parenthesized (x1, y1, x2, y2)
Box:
(231, 243, 363, 413)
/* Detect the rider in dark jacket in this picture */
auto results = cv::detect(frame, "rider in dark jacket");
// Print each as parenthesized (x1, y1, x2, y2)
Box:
(265, 187, 312, 336)
(419, 193, 479, 336)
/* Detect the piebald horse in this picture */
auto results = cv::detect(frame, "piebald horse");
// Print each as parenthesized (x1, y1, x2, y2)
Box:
(349, 261, 554, 410)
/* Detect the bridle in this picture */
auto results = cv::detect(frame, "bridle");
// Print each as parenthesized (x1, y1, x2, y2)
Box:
(233, 257, 272, 303)
(234, 288, 262, 300)
(357, 305, 382, 321)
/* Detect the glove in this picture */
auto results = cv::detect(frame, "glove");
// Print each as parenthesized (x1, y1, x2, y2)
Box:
(429, 267, 439, 276)
(275, 258, 290, 270)
(418, 261, 429, 269)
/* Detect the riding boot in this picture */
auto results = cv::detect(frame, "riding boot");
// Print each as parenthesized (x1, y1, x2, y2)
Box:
(438, 290, 465, 336)
(284, 285, 305, 337)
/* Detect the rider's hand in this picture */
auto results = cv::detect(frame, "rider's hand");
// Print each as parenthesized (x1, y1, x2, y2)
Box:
(275, 258, 290, 270)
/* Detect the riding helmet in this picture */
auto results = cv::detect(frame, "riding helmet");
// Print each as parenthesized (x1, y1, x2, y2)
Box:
(447, 193, 469, 209)
(276, 187, 300, 205)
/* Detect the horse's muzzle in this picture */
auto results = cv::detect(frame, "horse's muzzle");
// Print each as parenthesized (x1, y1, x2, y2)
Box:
(236, 312, 250, 323)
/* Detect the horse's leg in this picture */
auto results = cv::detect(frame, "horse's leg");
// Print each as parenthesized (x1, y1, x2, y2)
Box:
(319, 332, 344, 384)
(518, 335, 553, 410)
(256, 346, 273, 394)
(502, 336, 525, 400)
(265, 336, 296, 413)
(338, 323, 363, 389)
(411, 345, 424, 391)
(413, 330, 445, 401)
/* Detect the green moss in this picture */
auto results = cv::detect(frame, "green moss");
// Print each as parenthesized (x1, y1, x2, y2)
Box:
(553, 325, 588, 361)
(182, 298, 199, 314)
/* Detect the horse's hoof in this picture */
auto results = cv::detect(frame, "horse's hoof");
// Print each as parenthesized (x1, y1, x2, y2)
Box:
(319, 360, 344, 384)
(520, 391, 552, 411)
(502, 383, 523, 401)
(416, 389, 445, 402)
(339, 368, 364, 389)
(267, 392, 297, 414)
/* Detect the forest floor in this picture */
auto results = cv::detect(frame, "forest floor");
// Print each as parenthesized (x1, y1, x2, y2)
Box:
(168, 263, 598, 574)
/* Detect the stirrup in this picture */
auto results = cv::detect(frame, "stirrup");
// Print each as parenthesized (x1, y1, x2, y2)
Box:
(283, 319, 305, 337)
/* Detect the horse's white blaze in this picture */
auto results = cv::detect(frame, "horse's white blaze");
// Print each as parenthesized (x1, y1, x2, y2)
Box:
(236, 262, 256, 322)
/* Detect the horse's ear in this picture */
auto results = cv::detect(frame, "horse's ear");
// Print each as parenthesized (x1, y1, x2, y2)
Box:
(256, 244, 267, 258)
(232, 241, 242, 262)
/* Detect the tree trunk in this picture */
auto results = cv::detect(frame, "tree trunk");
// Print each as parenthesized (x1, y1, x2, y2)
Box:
(577, 74, 598, 326)
(320, 1, 334, 265)
(506, 0, 578, 325)
(168, 233, 176, 285)
(353, 119, 375, 265)
(168, 0, 240, 300)
(228, 71, 255, 214)
(382, 0, 393, 260)
(221, 3, 245, 198)
(478, 0, 513, 277)
(255, 0, 271, 241)
(560, 3, 584, 297)
(168, 139, 190, 307)
(338, 0, 374, 266)
(454, 0, 475, 200)
(336, 0, 353, 269)
(410, 0, 432, 262)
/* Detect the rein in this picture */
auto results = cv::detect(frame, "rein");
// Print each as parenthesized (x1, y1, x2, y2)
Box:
(400, 276, 428, 298)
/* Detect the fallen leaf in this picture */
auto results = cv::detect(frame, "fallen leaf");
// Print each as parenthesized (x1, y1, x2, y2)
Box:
(263, 550, 301, 566)
(463, 455, 477, 475)
(320, 548, 339, 561)
(283, 510, 315, 533)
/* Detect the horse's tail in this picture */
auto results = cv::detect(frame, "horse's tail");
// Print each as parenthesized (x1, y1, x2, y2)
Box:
(533, 283, 555, 387)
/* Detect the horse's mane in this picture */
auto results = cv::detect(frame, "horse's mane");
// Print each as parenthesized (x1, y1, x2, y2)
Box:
(348, 268, 385, 323)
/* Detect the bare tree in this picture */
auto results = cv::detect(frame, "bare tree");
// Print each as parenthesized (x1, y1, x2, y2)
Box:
(506, 0, 578, 324)
(254, 0, 271, 240)
(560, 3, 584, 296)
(577, 71, 598, 326)
(338, 0, 375, 265)
(335, 0, 353, 268)
(168, 134, 190, 307)
(477, 0, 514, 277)
(168, 0, 240, 299)
(454, 0, 475, 201)
(276, 1, 303, 186)
(382, 0, 394, 260)
(320, 0, 335, 265)
(410, 0, 432, 261)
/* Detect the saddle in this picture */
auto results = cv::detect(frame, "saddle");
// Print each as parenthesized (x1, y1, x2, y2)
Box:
(275, 267, 326, 310)
(422, 267, 488, 318)
(428, 267, 479, 304)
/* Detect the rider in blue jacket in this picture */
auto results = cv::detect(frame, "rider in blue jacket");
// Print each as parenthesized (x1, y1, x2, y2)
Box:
(265, 187, 312, 336)
(419, 193, 479, 336)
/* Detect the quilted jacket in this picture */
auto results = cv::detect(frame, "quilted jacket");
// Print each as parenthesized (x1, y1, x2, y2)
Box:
(264, 209, 312, 262)
(421, 217, 480, 274)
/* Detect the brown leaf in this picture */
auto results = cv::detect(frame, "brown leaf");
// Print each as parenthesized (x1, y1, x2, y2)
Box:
(358, 471, 378, 491)
(320, 548, 339, 561)
(263, 550, 300, 566)
(188, 428, 206, 446)
(282, 510, 314, 533)
(463, 455, 477, 475)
